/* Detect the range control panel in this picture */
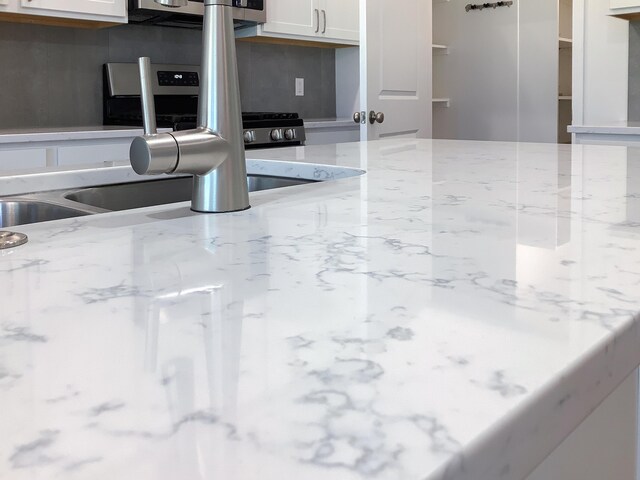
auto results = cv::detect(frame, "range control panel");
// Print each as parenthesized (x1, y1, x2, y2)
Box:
(157, 71, 199, 87)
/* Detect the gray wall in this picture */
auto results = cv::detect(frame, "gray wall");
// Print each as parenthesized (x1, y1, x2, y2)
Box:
(630, 22, 640, 121)
(0, 22, 336, 129)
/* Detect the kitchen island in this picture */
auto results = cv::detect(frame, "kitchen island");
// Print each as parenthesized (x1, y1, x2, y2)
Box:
(1, 139, 640, 480)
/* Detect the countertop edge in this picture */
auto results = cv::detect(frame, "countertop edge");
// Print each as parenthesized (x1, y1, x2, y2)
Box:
(568, 124, 640, 135)
(432, 315, 640, 480)
(0, 127, 173, 145)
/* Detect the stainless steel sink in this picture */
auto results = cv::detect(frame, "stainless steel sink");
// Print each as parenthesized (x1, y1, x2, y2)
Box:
(0, 200, 90, 228)
(63, 174, 316, 212)
(0, 167, 358, 227)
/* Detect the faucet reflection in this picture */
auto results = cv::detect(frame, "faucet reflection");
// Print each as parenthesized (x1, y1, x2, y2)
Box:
(129, 0, 250, 214)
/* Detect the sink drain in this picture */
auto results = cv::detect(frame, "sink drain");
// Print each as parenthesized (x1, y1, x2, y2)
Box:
(0, 231, 28, 249)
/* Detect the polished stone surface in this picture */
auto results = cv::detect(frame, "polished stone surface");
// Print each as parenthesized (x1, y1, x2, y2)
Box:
(1, 139, 640, 480)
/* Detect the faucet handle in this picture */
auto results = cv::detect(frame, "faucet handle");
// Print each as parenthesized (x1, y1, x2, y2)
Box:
(138, 57, 158, 136)
(130, 56, 179, 176)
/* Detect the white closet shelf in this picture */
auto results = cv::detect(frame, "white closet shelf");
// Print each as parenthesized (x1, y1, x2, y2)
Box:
(559, 37, 572, 48)
(558, 96, 572, 101)
(433, 98, 451, 107)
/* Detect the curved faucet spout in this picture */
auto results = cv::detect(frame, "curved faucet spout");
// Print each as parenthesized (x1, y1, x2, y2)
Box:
(129, 0, 250, 214)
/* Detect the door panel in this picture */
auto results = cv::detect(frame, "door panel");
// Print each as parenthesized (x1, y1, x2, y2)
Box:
(360, 0, 431, 140)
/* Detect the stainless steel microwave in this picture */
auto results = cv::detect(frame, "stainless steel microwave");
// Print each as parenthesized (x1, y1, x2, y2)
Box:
(128, 0, 266, 28)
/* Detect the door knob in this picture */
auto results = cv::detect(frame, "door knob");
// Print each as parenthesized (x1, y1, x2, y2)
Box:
(353, 111, 366, 124)
(369, 111, 385, 124)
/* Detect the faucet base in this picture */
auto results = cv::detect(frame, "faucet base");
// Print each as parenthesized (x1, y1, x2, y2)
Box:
(190, 205, 251, 214)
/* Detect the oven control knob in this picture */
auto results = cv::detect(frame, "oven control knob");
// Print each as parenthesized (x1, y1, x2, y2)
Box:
(284, 128, 296, 141)
(243, 130, 255, 144)
(270, 129, 283, 141)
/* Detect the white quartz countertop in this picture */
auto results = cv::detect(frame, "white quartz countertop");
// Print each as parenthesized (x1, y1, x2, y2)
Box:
(568, 121, 640, 135)
(1, 139, 640, 480)
(0, 126, 172, 144)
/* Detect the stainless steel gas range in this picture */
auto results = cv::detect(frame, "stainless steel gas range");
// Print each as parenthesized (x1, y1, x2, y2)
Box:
(103, 62, 306, 149)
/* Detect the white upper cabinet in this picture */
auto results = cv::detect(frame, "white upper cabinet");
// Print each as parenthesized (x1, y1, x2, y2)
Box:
(261, 0, 317, 37)
(0, 0, 126, 25)
(20, 0, 126, 19)
(237, 0, 359, 45)
(320, 0, 359, 43)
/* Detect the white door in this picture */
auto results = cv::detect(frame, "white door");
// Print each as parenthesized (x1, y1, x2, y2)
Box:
(359, 0, 431, 140)
(20, 0, 125, 17)
(261, 0, 319, 37)
(321, 0, 359, 43)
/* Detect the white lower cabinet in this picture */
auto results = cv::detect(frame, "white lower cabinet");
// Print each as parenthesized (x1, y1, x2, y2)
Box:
(304, 121, 360, 145)
(0, 132, 150, 172)
(56, 143, 131, 166)
(0, 149, 48, 171)
(236, 0, 358, 45)
(0, 0, 126, 25)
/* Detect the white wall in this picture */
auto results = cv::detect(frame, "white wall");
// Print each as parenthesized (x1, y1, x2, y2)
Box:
(573, 0, 629, 126)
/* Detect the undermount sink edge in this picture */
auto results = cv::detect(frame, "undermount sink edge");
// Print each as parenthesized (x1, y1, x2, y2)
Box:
(0, 161, 366, 227)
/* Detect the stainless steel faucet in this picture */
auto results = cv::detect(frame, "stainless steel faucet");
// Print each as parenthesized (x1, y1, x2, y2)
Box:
(129, 0, 250, 214)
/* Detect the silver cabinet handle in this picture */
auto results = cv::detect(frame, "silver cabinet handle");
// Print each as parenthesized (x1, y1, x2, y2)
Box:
(138, 57, 157, 136)
(369, 111, 385, 124)
(314, 8, 320, 33)
(322, 9, 327, 33)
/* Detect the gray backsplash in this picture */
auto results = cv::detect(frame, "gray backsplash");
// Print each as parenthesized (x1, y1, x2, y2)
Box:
(0, 22, 336, 129)
(630, 22, 640, 121)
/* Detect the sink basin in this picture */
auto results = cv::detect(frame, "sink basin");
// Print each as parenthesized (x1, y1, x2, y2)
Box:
(64, 174, 316, 212)
(0, 200, 89, 228)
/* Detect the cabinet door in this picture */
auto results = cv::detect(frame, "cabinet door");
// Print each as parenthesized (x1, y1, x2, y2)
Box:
(19, 0, 125, 18)
(0, 149, 47, 171)
(610, 0, 640, 8)
(320, 0, 359, 42)
(261, 0, 319, 37)
(57, 143, 131, 166)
